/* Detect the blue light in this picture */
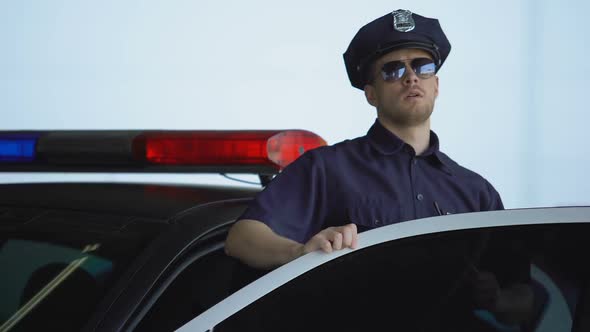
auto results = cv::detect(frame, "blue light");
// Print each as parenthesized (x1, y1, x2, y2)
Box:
(0, 134, 38, 162)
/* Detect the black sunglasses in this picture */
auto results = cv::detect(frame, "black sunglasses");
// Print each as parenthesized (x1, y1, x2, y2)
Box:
(380, 57, 437, 82)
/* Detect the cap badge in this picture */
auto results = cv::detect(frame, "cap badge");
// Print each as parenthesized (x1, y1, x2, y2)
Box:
(392, 9, 415, 32)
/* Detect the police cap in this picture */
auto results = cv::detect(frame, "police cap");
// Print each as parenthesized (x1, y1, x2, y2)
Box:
(343, 9, 451, 90)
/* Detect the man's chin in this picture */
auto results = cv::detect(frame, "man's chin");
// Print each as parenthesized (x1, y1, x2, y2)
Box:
(392, 110, 432, 127)
(378, 105, 433, 125)
(380, 115, 430, 128)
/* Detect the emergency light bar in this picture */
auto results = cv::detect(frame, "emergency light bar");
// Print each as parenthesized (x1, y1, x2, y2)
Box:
(0, 134, 39, 162)
(0, 130, 327, 175)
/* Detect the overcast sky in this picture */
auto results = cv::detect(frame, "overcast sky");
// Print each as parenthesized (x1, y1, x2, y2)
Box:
(1, 0, 589, 209)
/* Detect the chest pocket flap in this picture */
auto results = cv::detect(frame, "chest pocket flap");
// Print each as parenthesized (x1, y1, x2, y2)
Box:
(346, 198, 403, 232)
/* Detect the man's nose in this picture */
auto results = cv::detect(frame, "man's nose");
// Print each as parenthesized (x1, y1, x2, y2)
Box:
(402, 66, 419, 85)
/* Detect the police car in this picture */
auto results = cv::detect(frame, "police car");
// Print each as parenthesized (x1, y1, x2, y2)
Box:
(0, 131, 589, 332)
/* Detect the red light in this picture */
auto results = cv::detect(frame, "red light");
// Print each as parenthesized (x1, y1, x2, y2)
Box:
(140, 130, 326, 170)
(266, 131, 327, 168)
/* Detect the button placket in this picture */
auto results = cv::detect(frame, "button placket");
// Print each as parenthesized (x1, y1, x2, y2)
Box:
(408, 154, 418, 219)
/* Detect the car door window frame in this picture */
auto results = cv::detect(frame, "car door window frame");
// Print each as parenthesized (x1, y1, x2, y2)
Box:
(176, 206, 590, 332)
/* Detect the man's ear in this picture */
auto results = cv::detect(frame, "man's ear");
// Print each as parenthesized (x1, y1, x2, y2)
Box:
(364, 84, 378, 107)
(434, 76, 439, 98)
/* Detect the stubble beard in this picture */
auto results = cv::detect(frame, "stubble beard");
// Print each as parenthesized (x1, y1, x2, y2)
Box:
(379, 102, 435, 128)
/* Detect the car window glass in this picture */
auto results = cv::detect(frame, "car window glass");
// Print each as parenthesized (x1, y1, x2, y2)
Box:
(0, 239, 112, 332)
(132, 247, 245, 332)
(213, 223, 590, 332)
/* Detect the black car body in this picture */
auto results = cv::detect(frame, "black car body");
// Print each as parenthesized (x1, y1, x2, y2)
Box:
(0, 182, 262, 332)
(0, 129, 324, 332)
(1, 130, 589, 332)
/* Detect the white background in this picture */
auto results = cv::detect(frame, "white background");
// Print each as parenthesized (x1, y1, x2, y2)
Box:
(1, 0, 588, 209)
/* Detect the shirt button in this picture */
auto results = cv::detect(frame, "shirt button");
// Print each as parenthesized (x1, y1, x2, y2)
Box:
(413, 159, 418, 165)
(416, 194, 424, 201)
(374, 219, 381, 225)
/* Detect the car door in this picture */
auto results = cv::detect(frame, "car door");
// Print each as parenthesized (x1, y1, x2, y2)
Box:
(117, 200, 252, 332)
(177, 207, 590, 332)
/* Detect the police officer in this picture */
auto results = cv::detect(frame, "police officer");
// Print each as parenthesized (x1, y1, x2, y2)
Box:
(226, 8, 503, 268)
(226, 9, 533, 327)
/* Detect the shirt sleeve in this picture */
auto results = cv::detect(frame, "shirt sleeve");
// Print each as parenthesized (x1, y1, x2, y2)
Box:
(484, 179, 504, 211)
(237, 149, 327, 243)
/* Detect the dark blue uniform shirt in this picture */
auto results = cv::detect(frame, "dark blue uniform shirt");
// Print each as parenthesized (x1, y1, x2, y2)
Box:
(239, 119, 504, 243)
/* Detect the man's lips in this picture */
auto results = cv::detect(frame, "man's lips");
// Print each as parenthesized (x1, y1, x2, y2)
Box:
(405, 89, 424, 99)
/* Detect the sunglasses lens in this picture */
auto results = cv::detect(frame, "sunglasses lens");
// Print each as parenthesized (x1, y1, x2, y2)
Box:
(381, 61, 406, 82)
(380, 58, 437, 82)
(412, 58, 436, 77)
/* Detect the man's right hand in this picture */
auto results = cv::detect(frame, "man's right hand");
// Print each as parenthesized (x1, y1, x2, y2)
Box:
(226, 220, 359, 270)
(303, 223, 359, 254)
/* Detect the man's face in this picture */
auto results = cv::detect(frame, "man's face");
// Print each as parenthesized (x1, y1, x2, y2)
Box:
(364, 48, 439, 128)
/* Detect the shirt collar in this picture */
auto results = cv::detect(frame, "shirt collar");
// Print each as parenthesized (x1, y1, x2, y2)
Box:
(366, 119, 454, 175)
(423, 131, 454, 175)
(366, 119, 405, 155)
